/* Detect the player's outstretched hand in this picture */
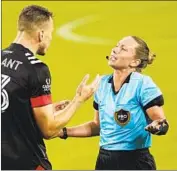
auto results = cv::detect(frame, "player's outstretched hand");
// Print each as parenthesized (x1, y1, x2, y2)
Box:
(75, 74, 101, 103)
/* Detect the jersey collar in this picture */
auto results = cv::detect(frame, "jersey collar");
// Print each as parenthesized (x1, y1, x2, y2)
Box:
(108, 72, 132, 95)
(10, 43, 34, 56)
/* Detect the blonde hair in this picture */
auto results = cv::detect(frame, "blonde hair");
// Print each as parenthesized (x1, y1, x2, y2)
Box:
(131, 36, 156, 72)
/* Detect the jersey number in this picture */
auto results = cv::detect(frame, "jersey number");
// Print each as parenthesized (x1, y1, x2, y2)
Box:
(1, 74, 11, 112)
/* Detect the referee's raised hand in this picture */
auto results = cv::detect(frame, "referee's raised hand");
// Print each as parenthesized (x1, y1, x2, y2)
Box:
(76, 74, 101, 102)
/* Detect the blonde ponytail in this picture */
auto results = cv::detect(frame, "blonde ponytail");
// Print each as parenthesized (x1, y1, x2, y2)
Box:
(147, 52, 156, 64)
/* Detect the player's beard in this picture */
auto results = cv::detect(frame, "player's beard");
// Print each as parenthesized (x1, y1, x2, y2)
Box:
(36, 43, 46, 56)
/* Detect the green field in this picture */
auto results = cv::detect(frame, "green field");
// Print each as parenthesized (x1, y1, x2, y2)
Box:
(2, 1, 177, 170)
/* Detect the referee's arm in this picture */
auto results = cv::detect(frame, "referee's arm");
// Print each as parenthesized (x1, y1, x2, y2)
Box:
(60, 110, 100, 138)
(144, 97, 169, 135)
(140, 76, 169, 135)
(146, 105, 165, 121)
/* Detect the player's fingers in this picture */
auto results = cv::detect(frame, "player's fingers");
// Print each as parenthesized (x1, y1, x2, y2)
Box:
(78, 74, 90, 89)
(89, 75, 101, 92)
(76, 74, 90, 94)
(93, 76, 102, 92)
(93, 78, 101, 92)
(90, 74, 100, 87)
(80, 74, 90, 86)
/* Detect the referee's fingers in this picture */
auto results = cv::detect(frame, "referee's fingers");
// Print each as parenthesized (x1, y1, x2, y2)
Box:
(145, 124, 149, 130)
(145, 124, 155, 131)
(145, 123, 160, 132)
(151, 120, 159, 127)
(158, 118, 167, 124)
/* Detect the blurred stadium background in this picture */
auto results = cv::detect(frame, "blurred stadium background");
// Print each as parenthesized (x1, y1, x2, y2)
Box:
(2, 1, 177, 170)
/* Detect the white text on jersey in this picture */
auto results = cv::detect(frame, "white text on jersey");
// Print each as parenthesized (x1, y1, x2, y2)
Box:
(1, 58, 23, 70)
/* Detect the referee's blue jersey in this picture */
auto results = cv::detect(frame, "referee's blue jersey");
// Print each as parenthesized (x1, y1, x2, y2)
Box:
(93, 72, 164, 150)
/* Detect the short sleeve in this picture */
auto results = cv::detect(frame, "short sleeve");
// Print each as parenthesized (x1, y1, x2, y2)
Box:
(93, 90, 99, 110)
(139, 76, 164, 110)
(93, 76, 104, 111)
(29, 64, 52, 108)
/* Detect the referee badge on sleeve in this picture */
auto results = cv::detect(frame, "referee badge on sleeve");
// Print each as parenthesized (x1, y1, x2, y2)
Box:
(114, 109, 130, 126)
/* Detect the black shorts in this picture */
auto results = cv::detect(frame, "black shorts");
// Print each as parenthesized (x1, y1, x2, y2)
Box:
(95, 147, 156, 170)
(1, 156, 51, 170)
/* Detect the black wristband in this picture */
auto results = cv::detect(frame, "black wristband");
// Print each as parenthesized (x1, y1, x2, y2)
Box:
(61, 127, 68, 140)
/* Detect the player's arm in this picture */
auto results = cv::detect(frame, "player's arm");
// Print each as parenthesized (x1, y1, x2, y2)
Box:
(34, 75, 100, 140)
(53, 100, 70, 112)
(140, 76, 169, 135)
(59, 110, 100, 139)
(33, 97, 82, 140)
(30, 65, 100, 140)
(58, 79, 102, 139)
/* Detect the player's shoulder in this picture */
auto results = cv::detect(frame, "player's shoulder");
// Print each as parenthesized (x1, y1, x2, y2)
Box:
(27, 55, 47, 67)
(27, 55, 50, 75)
(2, 43, 27, 60)
(1, 46, 17, 60)
(1, 48, 14, 56)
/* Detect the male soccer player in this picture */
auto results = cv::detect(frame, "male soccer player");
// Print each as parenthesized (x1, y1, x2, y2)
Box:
(1, 5, 100, 170)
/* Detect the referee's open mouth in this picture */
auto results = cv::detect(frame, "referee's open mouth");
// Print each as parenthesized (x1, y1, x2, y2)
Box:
(109, 55, 117, 62)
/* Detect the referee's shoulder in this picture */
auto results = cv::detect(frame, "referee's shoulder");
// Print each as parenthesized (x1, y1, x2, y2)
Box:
(100, 74, 112, 81)
(132, 72, 149, 80)
(132, 72, 154, 85)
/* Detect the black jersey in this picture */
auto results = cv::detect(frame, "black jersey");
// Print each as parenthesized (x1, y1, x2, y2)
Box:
(1, 43, 52, 170)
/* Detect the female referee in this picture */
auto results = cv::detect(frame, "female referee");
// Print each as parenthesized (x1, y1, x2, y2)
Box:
(59, 36, 169, 170)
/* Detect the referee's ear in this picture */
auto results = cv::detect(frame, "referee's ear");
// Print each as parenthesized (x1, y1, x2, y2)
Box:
(129, 59, 141, 68)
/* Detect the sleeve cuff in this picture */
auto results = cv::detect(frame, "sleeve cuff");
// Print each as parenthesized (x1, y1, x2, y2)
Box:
(30, 94, 52, 108)
(143, 95, 164, 111)
(93, 101, 98, 110)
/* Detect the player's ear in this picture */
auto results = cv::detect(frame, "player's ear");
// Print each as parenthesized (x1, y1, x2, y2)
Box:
(130, 59, 141, 68)
(38, 30, 44, 43)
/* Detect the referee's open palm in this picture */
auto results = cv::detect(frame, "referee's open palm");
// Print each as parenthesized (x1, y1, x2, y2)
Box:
(76, 74, 101, 102)
(145, 119, 168, 135)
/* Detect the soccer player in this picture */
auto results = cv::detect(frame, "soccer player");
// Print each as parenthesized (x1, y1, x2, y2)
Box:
(1, 5, 100, 170)
(59, 36, 169, 170)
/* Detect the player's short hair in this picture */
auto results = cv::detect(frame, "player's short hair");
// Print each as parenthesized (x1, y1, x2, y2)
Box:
(18, 5, 53, 32)
(132, 36, 156, 72)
